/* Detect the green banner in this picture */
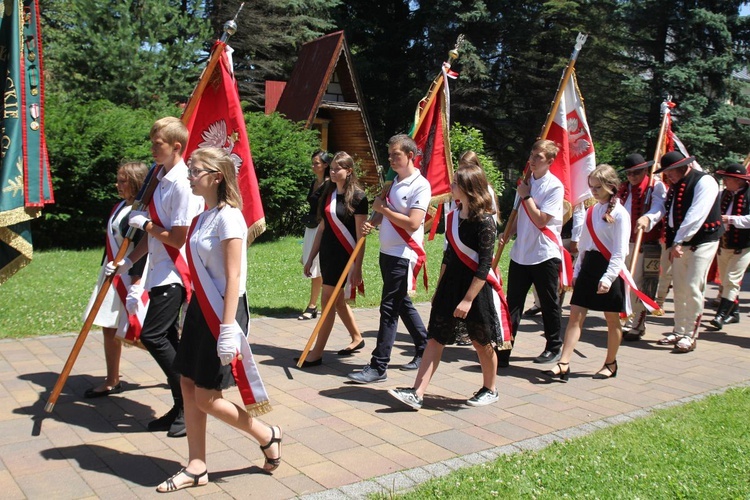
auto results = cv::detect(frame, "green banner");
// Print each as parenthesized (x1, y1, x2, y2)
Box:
(0, 0, 53, 284)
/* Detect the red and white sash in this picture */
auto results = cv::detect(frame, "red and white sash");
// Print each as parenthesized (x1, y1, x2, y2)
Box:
(106, 201, 149, 346)
(521, 199, 573, 287)
(585, 207, 662, 317)
(385, 190, 428, 295)
(324, 190, 365, 301)
(149, 195, 193, 303)
(186, 211, 271, 417)
(446, 210, 512, 349)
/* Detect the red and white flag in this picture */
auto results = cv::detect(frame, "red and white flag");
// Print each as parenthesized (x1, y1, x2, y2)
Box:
(183, 42, 266, 243)
(546, 70, 596, 208)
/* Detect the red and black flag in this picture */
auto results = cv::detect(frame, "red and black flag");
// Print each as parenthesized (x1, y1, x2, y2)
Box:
(0, 0, 54, 284)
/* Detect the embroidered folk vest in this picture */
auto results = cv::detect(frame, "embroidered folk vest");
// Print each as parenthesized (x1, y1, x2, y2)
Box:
(617, 176, 662, 243)
(664, 169, 723, 248)
(720, 184, 750, 250)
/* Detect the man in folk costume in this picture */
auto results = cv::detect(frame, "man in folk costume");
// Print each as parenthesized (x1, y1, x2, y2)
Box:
(710, 163, 750, 330)
(617, 153, 667, 341)
(498, 139, 567, 366)
(107, 117, 204, 436)
(656, 151, 723, 352)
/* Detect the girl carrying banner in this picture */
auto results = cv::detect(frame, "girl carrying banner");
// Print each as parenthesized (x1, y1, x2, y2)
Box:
(299, 152, 368, 366)
(543, 164, 630, 381)
(157, 148, 280, 492)
(83, 161, 149, 398)
(389, 164, 511, 410)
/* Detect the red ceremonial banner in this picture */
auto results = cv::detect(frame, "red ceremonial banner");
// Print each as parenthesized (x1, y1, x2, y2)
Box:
(183, 42, 266, 243)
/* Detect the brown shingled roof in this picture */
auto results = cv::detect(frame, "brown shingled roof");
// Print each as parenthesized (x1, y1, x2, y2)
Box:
(274, 31, 381, 187)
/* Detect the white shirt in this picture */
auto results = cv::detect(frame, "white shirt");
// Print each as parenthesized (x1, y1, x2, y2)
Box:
(510, 171, 564, 265)
(191, 206, 247, 296)
(623, 179, 667, 232)
(722, 187, 750, 229)
(146, 160, 205, 289)
(570, 202, 585, 242)
(575, 200, 630, 288)
(669, 173, 720, 245)
(379, 170, 431, 259)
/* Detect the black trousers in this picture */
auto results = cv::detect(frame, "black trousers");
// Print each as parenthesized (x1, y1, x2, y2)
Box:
(369, 253, 428, 373)
(506, 258, 562, 353)
(140, 283, 185, 407)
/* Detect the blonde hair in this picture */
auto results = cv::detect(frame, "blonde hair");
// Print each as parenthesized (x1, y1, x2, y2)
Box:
(190, 148, 243, 210)
(117, 161, 149, 198)
(589, 163, 620, 223)
(150, 117, 188, 153)
(532, 139, 559, 161)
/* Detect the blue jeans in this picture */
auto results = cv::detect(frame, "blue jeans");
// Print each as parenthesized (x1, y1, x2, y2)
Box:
(369, 253, 428, 373)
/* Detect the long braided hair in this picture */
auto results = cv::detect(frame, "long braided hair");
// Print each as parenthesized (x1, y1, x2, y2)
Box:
(589, 164, 621, 223)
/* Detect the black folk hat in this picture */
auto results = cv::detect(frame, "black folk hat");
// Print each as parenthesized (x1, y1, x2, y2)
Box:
(715, 163, 750, 181)
(621, 153, 654, 172)
(653, 151, 695, 174)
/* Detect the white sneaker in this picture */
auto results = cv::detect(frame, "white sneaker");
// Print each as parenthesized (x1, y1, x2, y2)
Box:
(466, 387, 499, 407)
(388, 388, 423, 410)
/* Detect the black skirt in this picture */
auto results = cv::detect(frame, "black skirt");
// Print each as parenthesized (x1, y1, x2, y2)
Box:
(174, 295, 250, 391)
(570, 251, 626, 313)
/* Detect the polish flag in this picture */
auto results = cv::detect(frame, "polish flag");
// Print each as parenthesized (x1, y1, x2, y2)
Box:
(545, 70, 596, 209)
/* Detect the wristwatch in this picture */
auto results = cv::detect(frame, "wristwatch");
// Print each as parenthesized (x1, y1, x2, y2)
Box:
(522, 195, 532, 201)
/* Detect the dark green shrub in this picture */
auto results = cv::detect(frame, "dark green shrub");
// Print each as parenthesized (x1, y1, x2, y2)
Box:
(246, 111, 321, 240)
(34, 96, 170, 249)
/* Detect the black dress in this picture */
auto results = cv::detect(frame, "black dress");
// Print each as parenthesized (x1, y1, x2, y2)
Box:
(319, 190, 368, 286)
(428, 214, 501, 346)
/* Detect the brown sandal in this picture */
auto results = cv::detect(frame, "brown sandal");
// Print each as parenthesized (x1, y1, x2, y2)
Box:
(260, 425, 283, 472)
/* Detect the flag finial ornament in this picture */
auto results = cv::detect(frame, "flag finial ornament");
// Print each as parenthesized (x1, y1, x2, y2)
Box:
(221, 2, 245, 42)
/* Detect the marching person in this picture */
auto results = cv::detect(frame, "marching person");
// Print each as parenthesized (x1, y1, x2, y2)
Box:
(298, 152, 368, 366)
(388, 164, 511, 409)
(348, 134, 430, 384)
(656, 151, 723, 352)
(543, 164, 629, 381)
(617, 153, 667, 341)
(106, 117, 204, 437)
(298, 150, 330, 321)
(498, 139, 567, 367)
(156, 147, 281, 492)
(710, 163, 750, 330)
(83, 161, 149, 398)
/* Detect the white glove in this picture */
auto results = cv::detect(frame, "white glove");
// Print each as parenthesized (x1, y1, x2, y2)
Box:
(125, 284, 143, 314)
(104, 257, 133, 277)
(128, 210, 151, 230)
(217, 323, 243, 366)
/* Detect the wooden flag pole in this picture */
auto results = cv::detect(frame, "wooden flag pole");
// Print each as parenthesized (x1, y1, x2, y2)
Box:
(492, 33, 588, 271)
(627, 97, 671, 278)
(44, 168, 161, 413)
(45, 8, 244, 413)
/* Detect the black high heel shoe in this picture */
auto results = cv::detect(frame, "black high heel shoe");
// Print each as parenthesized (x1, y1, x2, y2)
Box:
(593, 360, 618, 379)
(542, 362, 569, 382)
(298, 306, 317, 320)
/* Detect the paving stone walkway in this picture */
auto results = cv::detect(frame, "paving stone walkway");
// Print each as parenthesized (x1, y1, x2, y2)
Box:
(1, 283, 749, 499)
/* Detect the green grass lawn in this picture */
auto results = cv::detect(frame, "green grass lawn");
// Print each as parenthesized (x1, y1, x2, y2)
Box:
(0, 233, 513, 338)
(382, 387, 750, 499)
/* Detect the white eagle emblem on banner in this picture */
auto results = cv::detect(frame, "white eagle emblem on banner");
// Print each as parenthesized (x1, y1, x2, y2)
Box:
(197, 120, 243, 172)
